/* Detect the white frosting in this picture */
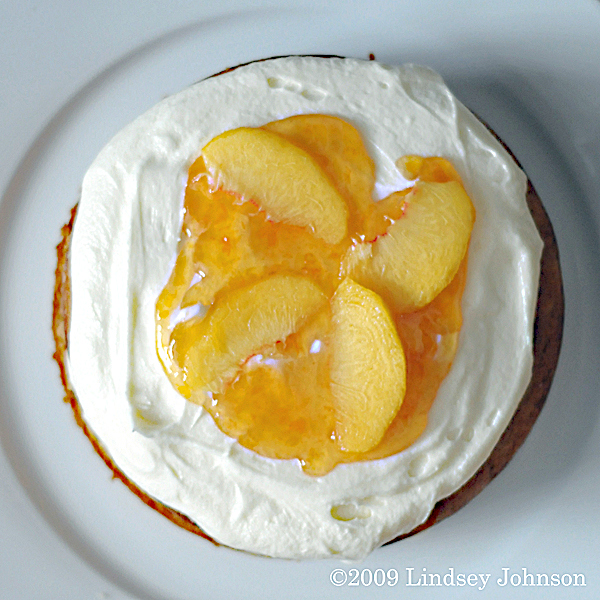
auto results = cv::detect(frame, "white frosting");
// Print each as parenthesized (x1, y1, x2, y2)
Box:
(68, 57, 543, 560)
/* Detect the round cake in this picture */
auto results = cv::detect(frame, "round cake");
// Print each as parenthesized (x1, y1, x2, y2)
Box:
(52, 56, 563, 560)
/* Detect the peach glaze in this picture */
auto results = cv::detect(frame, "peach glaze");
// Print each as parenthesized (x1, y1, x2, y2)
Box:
(155, 114, 473, 476)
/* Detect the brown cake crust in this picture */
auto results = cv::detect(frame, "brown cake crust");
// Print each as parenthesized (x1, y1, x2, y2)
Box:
(52, 84, 564, 550)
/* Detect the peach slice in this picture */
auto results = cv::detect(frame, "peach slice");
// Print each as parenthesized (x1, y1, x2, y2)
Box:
(174, 274, 326, 394)
(202, 127, 349, 244)
(330, 278, 406, 453)
(344, 180, 475, 312)
(262, 114, 376, 219)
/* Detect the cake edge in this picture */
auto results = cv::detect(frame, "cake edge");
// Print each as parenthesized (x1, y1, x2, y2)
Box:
(52, 204, 219, 547)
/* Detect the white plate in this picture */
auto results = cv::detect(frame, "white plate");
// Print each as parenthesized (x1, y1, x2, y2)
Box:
(1, 1, 600, 598)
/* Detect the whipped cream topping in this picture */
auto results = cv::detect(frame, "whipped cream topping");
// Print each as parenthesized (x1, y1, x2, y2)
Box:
(68, 57, 543, 560)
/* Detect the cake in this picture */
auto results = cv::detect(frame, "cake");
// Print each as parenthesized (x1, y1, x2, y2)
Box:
(52, 56, 563, 560)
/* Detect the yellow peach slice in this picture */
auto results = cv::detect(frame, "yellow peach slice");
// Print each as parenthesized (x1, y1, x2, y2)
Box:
(344, 181, 475, 312)
(202, 127, 348, 244)
(262, 114, 376, 219)
(330, 278, 406, 453)
(174, 274, 326, 394)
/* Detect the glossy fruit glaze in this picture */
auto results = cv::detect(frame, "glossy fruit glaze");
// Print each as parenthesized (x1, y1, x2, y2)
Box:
(156, 115, 472, 475)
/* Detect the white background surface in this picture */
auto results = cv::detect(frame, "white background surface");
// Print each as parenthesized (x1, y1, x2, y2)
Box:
(1, 1, 599, 598)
